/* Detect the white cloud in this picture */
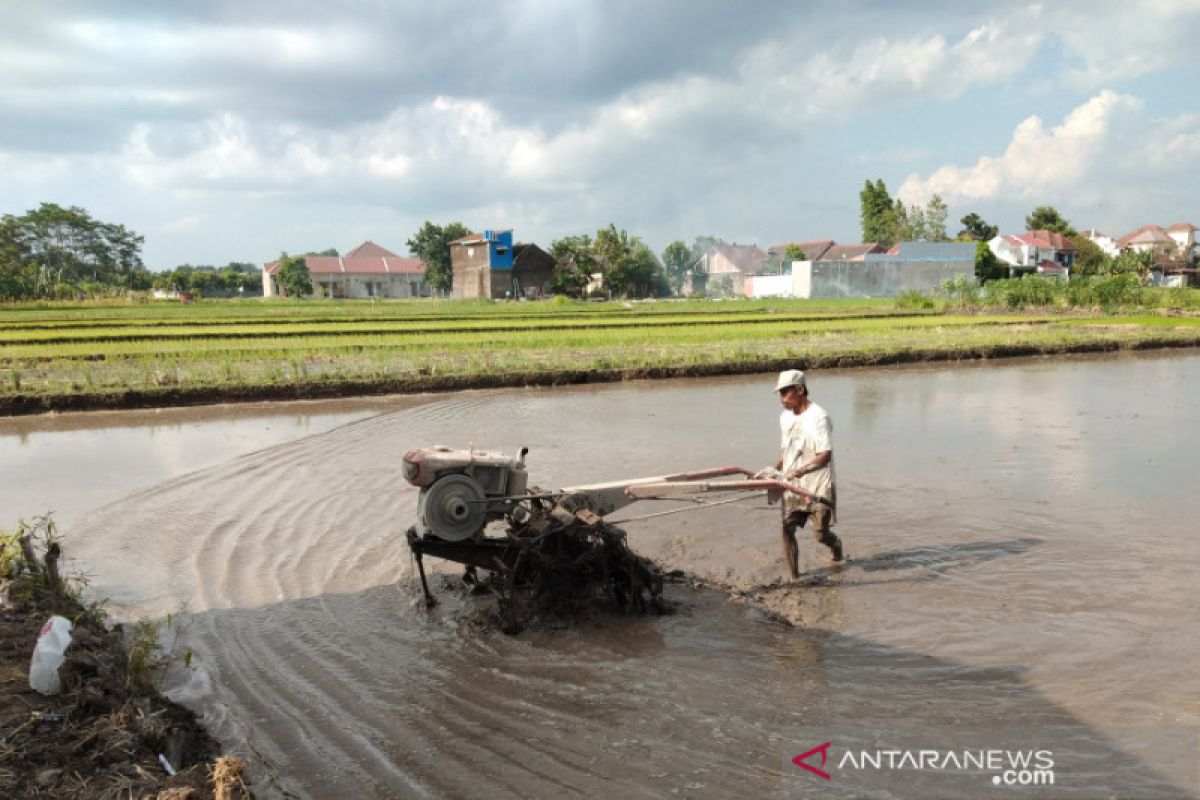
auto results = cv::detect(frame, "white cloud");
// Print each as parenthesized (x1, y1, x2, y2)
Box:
(898, 90, 1144, 203)
(1049, 0, 1200, 88)
(744, 17, 1043, 120)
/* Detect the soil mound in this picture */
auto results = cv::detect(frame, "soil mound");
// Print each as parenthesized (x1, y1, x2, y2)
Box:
(0, 523, 252, 799)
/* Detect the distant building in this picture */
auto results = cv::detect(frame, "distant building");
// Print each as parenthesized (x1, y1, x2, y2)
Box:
(1166, 222, 1199, 259)
(450, 230, 556, 299)
(262, 241, 427, 298)
(1117, 223, 1198, 261)
(692, 243, 769, 295)
(818, 242, 884, 261)
(779, 240, 976, 299)
(769, 240, 835, 261)
(987, 231, 1077, 278)
(1080, 229, 1120, 258)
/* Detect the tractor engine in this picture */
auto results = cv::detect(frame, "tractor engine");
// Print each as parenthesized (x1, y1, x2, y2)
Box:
(402, 446, 529, 541)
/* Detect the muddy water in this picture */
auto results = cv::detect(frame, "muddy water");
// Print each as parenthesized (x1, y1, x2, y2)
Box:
(5, 352, 1199, 798)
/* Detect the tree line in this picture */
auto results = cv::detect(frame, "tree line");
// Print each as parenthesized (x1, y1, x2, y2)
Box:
(1, 202, 265, 301)
(1, 203, 148, 300)
(5, 194, 1172, 304)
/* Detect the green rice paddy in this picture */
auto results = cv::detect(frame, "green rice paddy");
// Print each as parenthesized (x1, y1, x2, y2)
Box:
(2, 296, 1199, 414)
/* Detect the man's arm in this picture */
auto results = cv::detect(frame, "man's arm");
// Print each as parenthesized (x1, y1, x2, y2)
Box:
(785, 450, 830, 480)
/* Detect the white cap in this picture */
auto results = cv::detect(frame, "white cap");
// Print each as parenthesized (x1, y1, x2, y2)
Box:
(774, 369, 806, 391)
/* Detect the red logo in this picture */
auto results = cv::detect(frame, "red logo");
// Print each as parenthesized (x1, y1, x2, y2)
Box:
(793, 741, 832, 780)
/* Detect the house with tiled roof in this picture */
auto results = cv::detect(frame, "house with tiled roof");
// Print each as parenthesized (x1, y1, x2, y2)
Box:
(1119, 225, 1176, 258)
(262, 241, 428, 298)
(987, 230, 1077, 278)
(688, 244, 768, 296)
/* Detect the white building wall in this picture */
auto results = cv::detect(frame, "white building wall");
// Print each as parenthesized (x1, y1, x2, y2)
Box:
(793, 261, 812, 299)
(747, 274, 794, 298)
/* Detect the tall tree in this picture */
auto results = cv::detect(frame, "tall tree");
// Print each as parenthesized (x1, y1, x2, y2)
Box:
(974, 241, 1006, 282)
(958, 213, 998, 242)
(406, 220, 471, 294)
(1069, 235, 1110, 277)
(860, 179, 896, 246)
(549, 234, 596, 296)
(0, 215, 37, 299)
(660, 240, 691, 293)
(1025, 206, 1076, 236)
(925, 194, 949, 242)
(585, 225, 669, 298)
(274, 253, 313, 297)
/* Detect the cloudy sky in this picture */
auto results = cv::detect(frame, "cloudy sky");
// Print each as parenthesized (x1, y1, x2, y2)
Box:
(2, 1, 1198, 269)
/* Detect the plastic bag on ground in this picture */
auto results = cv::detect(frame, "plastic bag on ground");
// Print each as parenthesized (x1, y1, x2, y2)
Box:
(29, 615, 73, 695)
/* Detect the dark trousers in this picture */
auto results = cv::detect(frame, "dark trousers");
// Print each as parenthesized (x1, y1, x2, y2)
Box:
(779, 500, 839, 578)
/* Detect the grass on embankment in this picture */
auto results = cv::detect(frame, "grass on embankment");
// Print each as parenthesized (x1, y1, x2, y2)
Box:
(2, 294, 1199, 414)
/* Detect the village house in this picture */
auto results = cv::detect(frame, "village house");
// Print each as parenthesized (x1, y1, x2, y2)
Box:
(450, 230, 556, 299)
(688, 243, 769, 296)
(768, 240, 835, 261)
(987, 230, 1077, 278)
(820, 242, 885, 261)
(1117, 223, 1199, 260)
(262, 241, 427, 298)
(1116, 222, 1200, 286)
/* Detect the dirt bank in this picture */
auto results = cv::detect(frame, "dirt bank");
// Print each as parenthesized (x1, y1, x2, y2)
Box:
(0, 534, 252, 799)
(3, 334, 1199, 417)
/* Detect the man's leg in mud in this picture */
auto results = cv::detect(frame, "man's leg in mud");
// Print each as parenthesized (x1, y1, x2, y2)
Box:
(810, 505, 844, 562)
(780, 511, 806, 580)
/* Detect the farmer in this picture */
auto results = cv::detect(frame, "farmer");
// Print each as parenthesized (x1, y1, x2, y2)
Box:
(761, 369, 844, 577)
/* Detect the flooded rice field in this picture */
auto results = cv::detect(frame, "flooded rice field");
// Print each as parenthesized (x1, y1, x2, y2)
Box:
(2, 352, 1197, 798)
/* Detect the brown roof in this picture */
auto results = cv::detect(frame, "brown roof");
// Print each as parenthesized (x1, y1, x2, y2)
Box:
(265, 255, 425, 276)
(1127, 228, 1174, 246)
(1116, 224, 1166, 249)
(1166, 222, 1198, 233)
(769, 240, 834, 260)
(818, 243, 883, 261)
(1018, 230, 1078, 252)
(710, 244, 768, 272)
(344, 240, 401, 259)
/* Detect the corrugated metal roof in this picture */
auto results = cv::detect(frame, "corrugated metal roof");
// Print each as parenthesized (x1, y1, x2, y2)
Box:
(878, 241, 977, 261)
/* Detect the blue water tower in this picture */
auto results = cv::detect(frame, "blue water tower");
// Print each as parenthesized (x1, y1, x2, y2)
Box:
(483, 229, 514, 270)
